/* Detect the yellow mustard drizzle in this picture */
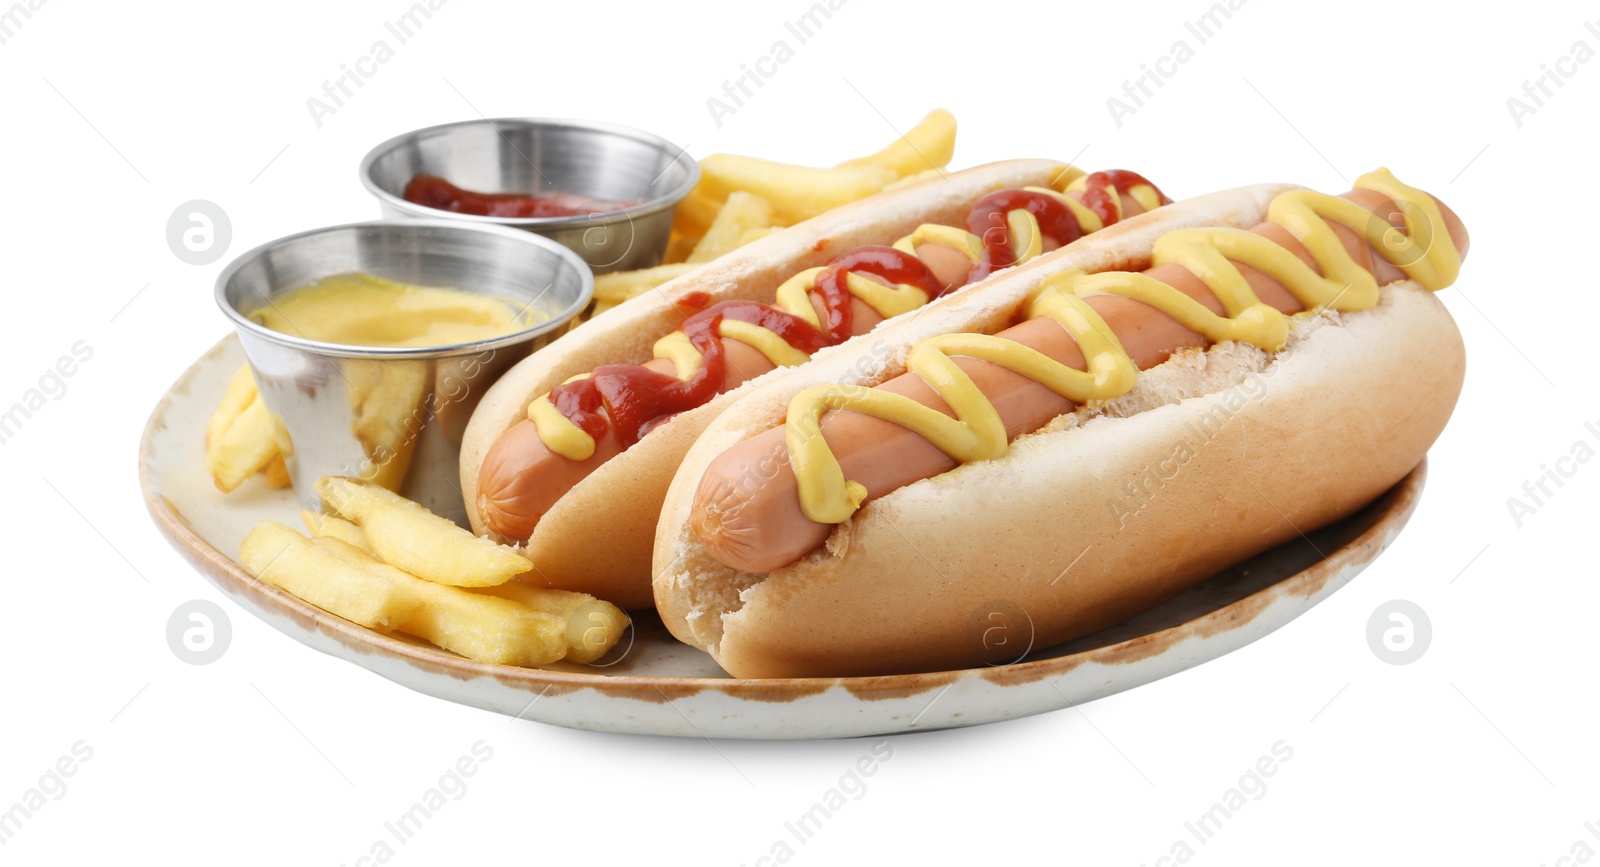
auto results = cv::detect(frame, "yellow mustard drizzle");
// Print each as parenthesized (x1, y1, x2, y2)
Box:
(1036, 182, 1108, 234)
(527, 166, 1165, 461)
(889, 173, 1086, 264)
(527, 374, 596, 461)
(774, 267, 931, 330)
(653, 331, 704, 380)
(785, 168, 1462, 524)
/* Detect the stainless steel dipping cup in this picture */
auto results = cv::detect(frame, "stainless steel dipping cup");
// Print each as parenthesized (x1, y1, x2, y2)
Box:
(215, 220, 593, 526)
(360, 117, 699, 274)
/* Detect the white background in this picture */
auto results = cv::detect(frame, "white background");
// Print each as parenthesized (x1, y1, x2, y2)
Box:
(2, 0, 1596, 863)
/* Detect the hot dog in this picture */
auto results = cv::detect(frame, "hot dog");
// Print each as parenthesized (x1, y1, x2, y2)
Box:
(459, 160, 1172, 608)
(654, 170, 1469, 677)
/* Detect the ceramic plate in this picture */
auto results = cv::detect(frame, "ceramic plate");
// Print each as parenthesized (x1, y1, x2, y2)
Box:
(141, 336, 1425, 739)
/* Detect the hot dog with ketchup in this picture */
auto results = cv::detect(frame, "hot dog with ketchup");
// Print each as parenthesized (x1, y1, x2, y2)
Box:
(460, 160, 1171, 608)
(655, 170, 1469, 677)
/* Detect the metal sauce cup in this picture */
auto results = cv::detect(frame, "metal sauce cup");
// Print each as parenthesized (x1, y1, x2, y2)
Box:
(359, 118, 699, 274)
(216, 220, 592, 525)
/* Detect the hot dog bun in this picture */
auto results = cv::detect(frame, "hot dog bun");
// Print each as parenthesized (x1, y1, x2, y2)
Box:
(460, 159, 1075, 608)
(652, 184, 1466, 677)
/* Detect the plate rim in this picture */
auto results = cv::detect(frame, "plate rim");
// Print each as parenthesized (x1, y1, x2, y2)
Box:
(141, 334, 1426, 704)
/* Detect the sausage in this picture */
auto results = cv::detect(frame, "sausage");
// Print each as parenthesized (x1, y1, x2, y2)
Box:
(690, 191, 1471, 574)
(914, 239, 977, 290)
(477, 186, 1159, 540)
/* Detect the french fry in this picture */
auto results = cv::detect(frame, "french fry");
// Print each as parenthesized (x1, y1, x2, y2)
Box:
(836, 108, 958, 178)
(313, 537, 567, 667)
(316, 476, 531, 587)
(206, 363, 297, 492)
(301, 509, 375, 555)
(697, 155, 897, 227)
(207, 364, 289, 492)
(477, 582, 630, 665)
(670, 187, 729, 241)
(688, 192, 774, 264)
(239, 521, 421, 631)
(662, 231, 701, 265)
(208, 364, 259, 447)
(592, 263, 698, 305)
(206, 395, 283, 493)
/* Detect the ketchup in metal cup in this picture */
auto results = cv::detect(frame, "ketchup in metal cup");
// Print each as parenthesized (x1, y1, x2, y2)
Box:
(403, 173, 637, 219)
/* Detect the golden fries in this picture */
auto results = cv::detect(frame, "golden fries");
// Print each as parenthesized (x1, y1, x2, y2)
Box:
(590, 263, 699, 317)
(477, 582, 629, 665)
(661, 231, 701, 265)
(593, 263, 698, 305)
(836, 108, 957, 178)
(670, 187, 732, 242)
(240, 521, 421, 631)
(688, 192, 774, 264)
(208, 364, 258, 446)
(206, 365, 291, 493)
(206, 350, 428, 495)
(301, 509, 375, 555)
(312, 537, 568, 667)
(207, 394, 284, 493)
(583, 109, 958, 323)
(317, 476, 531, 587)
(697, 156, 897, 227)
(302, 504, 627, 663)
(253, 488, 632, 666)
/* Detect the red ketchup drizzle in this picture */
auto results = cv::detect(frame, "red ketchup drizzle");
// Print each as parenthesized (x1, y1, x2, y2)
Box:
(808, 246, 943, 343)
(676, 290, 712, 312)
(548, 301, 830, 449)
(965, 189, 1084, 282)
(1076, 169, 1171, 226)
(963, 170, 1172, 282)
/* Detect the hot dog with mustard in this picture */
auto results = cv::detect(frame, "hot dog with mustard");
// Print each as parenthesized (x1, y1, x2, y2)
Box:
(655, 169, 1469, 677)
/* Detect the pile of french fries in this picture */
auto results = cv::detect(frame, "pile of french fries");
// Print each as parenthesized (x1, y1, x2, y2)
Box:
(588, 108, 958, 317)
(240, 476, 630, 667)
